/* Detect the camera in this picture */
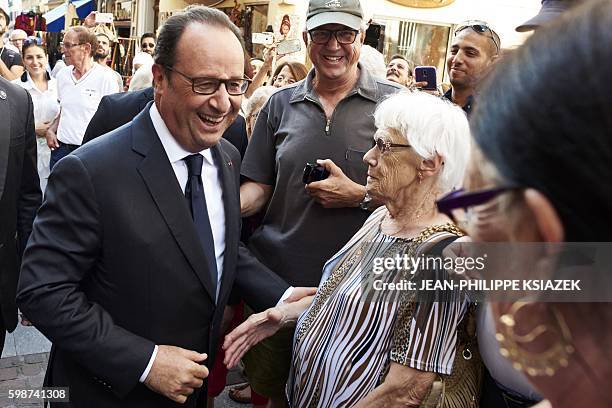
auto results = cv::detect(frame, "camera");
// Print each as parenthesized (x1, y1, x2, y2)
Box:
(302, 163, 330, 184)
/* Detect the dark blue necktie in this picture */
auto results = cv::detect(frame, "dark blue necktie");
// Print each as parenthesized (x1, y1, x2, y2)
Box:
(184, 154, 217, 295)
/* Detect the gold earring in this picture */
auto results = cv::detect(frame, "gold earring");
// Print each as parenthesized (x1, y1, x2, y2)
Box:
(495, 302, 574, 377)
(417, 171, 423, 184)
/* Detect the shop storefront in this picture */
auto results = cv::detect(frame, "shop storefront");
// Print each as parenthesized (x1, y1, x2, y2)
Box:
(362, 0, 540, 83)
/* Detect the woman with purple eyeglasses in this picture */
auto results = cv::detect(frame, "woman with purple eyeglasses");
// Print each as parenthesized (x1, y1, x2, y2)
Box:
(437, 1, 612, 407)
(223, 91, 480, 407)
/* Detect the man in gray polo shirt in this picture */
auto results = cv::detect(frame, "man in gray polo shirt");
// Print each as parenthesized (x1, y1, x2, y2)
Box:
(239, 0, 400, 404)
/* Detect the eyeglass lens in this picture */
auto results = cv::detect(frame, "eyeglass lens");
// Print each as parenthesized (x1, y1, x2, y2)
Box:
(310, 30, 357, 44)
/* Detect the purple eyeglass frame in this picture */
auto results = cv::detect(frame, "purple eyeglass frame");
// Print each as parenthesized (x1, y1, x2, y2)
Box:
(436, 185, 521, 222)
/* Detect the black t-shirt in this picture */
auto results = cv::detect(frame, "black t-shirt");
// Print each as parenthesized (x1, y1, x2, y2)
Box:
(0, 47, 23, 69)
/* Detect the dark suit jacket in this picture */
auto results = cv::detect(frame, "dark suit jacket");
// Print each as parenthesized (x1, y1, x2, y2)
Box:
(0, 77, 41, 335)
(82, 87, 249, 158)
(17, 103, 288, 407)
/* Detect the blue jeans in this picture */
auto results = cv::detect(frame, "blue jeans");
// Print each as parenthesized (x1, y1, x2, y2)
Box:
(50, 143, 79, 170)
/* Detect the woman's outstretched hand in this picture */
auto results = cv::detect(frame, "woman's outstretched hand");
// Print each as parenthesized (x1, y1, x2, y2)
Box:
(223, 294, 315, 368)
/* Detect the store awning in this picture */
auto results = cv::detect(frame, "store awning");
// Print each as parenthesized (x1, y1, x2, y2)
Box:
(44, 0, 95, 32)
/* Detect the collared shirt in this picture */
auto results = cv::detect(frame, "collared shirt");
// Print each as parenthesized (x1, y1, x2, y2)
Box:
(56, 63, 121, 145)
(139, 104, 227, 383)
(149, 103, 226, 292)
(12, 72, 60, 124)
(443, 88, 474, 115)
(241, 64, 401, 287)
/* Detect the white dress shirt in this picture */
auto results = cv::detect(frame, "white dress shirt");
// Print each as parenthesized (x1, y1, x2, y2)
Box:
(150, 104, 226, 292)
(139, 105, 293, 383)
(139, 104, 226, 382)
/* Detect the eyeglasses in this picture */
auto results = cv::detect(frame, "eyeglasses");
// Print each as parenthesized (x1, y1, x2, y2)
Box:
(436, 185, 520, 226)
(164, 65, 252, 96)
(308, 29, 359, 45)
(374, 137, 411, 154)
(455, 21, 500, 53)
(141, 42, 155, 49)
(62, 42, 85, 50)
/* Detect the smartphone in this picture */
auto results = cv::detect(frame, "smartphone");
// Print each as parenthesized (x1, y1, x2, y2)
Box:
(276, 39, 301, 55)
(252, 32, 274, 46)
(95, 12, 114, 24)
(414, 66, 437, 91)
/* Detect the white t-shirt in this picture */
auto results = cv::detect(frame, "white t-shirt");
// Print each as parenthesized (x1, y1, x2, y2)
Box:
(56, 63, 121, 145)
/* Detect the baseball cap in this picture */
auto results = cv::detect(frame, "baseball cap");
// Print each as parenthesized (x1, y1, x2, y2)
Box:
(306, 0, 363, 31)
(516, 0, 582, 32)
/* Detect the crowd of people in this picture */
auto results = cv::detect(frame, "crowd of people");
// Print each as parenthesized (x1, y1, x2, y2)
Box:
(1, 0, 610, 407)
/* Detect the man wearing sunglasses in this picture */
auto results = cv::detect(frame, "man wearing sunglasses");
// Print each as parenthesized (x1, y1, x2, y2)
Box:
(239, 0, 400, 405)
(444, 21, 500, 115)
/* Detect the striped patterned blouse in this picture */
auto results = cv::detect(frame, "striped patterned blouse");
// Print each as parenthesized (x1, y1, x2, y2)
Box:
(288, 207, 467, 407)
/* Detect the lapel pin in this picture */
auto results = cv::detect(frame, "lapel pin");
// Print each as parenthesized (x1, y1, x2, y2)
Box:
(227, 160, 232, 167)
(0, 90, 6, 100)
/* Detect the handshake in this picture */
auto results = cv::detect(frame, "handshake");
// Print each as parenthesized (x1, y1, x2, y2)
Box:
(143, 287, 316, 403)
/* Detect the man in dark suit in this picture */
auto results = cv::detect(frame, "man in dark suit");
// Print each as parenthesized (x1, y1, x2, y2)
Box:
(82, 87, 249, 158)
(17, 7, 306, 407)
(0, 77, 41, 354)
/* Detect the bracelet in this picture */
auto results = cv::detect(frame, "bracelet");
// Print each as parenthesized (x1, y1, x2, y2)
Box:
(359, 192, 372, 211)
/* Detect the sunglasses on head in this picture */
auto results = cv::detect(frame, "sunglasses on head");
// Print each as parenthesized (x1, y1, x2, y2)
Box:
(455, 21, 500, 53)
(23, 36, 42, 46)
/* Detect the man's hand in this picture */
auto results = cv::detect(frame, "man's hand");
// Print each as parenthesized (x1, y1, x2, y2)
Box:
(305, 159, 366, 208)
(45, 128, 59, 150)
(413, 81, 442, 97)
(83, 11, 97, 28)
(143, 345, 209, 404)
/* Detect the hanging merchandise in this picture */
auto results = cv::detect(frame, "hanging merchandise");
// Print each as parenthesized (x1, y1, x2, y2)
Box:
(15, 11, 47, 35)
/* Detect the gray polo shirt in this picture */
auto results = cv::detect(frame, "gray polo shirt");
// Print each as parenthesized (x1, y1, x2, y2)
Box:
(242, 65, 401, 287)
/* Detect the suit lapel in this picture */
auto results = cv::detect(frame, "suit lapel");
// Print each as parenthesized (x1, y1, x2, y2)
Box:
(132, 104, 217, 302)
(0, 83, 11, 201)
(212, 142, 239, 302)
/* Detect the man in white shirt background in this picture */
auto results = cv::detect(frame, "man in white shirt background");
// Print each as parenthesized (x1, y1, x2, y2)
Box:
(45, 26, 120, 168)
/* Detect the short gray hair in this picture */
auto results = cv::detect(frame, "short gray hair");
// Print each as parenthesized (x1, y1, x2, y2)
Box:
(374, 91, 471, 193)
(154, 5, 244, 67)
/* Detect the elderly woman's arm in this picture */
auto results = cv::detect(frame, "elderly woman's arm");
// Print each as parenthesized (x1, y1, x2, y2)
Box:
(354, 362, 435, 408)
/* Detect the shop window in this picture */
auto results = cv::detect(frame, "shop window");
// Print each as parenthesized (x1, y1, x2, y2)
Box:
(220, 3, 269, 58)
(373, 17, 451, 84)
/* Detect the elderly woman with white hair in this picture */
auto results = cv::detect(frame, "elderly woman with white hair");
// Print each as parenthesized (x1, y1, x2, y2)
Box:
(224, 91, 479, 407)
